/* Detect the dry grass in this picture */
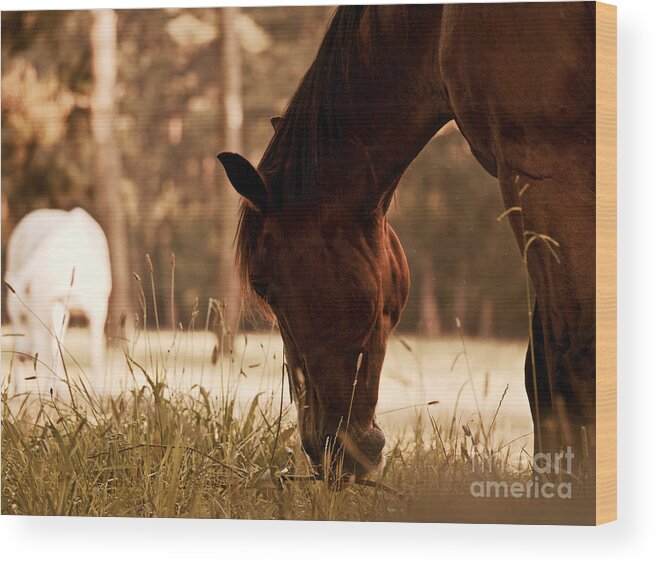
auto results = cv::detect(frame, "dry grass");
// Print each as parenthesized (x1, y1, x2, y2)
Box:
(1, 328, 533, 521)
(2, 265, 536, 520)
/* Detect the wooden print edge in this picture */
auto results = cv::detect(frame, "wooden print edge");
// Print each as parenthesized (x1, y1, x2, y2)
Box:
(595, 1, 617, 525)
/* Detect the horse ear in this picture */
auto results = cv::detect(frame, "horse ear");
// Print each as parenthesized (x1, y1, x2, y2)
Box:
(270, 116, 282, 131)
(216, 152, 268, 212)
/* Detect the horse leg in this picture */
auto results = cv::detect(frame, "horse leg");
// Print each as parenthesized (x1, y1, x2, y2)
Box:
(498, 167, 596, 482)
(533, 291, 596, 485)
(48, 301, 70, 399)
(88, 307, 108, 383)
(524, 301, 555, 459)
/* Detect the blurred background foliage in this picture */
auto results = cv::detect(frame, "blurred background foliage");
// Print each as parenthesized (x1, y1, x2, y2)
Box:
(1, 7, 526, 338)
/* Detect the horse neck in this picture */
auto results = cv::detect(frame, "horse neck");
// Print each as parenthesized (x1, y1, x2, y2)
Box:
(346, 6, 454, 197)
(264, 7, 454, 210)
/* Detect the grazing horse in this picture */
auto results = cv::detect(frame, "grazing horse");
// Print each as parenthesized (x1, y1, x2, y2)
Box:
(218, 4, 596, 481)
(5, 208, 112, 396)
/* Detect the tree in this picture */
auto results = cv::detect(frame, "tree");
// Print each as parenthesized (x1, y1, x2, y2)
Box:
(90, 9, 132, 337)
(216, 7, 244, 335)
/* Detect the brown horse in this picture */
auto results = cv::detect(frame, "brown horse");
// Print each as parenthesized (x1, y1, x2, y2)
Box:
(218, 4, 596, 482)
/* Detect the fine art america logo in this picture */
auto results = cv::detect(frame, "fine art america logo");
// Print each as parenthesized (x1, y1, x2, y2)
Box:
(470, 447, 574, 499)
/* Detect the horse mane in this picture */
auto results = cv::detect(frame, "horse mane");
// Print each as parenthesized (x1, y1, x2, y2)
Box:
(235, 6, 408, 314)
(259, 6, 370, 201)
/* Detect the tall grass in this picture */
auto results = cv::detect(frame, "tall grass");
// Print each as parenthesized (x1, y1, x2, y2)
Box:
(1, 348, 530, 519)
(2, 261, 532, 520)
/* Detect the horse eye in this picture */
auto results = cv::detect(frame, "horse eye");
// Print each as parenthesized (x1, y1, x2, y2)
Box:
(252, 282, 269, 300)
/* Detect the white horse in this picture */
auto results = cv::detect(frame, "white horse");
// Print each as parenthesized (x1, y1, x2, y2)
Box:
(5, 208, 112, 397)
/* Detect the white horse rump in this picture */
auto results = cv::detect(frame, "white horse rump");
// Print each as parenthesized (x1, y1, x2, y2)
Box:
(5, 207, 112, 398)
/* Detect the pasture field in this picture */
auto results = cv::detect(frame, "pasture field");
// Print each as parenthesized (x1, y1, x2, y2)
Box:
(1, 326, 547, 521)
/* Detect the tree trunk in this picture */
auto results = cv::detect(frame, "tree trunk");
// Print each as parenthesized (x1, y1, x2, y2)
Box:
(418, 255, 441, 335)
(217, 7, 243, 335)
(158, 222, 175, 329)
(90, 9, 132, 338)
(454, 262, 468, 333)
(478, 297, 494, 338)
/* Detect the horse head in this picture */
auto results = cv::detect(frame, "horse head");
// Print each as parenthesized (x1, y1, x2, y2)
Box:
(218, 147, 410, 481)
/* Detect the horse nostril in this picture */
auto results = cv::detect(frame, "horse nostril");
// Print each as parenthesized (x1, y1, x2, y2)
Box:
(360, 426, 386, 458)
(301, 429, 385, 476)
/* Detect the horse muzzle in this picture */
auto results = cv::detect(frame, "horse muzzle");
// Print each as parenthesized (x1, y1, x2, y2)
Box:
(301, 423, 385, 480)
